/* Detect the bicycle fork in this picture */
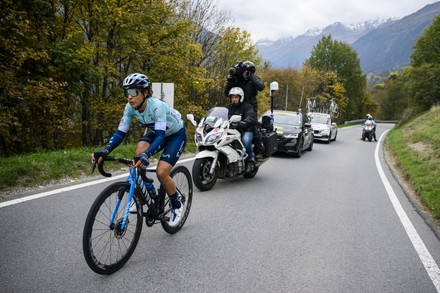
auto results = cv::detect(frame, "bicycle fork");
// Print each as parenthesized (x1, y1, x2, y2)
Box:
(109, 177, 137, 231)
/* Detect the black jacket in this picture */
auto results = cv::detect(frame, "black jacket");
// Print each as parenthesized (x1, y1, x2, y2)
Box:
(226, 101, 256, 132)
(224, 74, 265, 113)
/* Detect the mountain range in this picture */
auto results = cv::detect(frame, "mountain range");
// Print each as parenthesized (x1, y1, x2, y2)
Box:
(256, 2, 440, 73)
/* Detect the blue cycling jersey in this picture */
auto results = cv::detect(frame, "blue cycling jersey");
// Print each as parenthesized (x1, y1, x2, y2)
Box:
(104, 97, 184, 158)
(118, 97, 183, 136)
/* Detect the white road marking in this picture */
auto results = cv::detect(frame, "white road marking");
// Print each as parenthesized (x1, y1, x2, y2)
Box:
(0, 157, 195, 209)
(376, 130, 440, 292)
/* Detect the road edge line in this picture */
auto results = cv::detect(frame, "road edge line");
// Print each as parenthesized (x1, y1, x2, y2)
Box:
(376, 130, 440, 292)
(0, 157, 195, 209)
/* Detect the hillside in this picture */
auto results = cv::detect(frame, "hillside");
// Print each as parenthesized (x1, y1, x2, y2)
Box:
(385, 106, 440, 228)
(353, 2, 440, 72)
(257, 2, 440, 73)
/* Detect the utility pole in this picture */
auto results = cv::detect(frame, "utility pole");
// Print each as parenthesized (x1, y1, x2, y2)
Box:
(299, 85, 305, 110)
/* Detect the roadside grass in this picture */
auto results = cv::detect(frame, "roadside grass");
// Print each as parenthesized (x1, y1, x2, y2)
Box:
(0, 142, 196, 198)
(385, 106, 440, 219)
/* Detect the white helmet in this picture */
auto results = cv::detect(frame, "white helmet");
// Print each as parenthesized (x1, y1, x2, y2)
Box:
(228, 87, 244, 102)
(366, 113, 372, 119)
(123, 73, 150, 90)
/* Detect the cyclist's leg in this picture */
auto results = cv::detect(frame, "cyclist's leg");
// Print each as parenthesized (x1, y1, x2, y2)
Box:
(160, 165, 193, 233)
(135, 131, 154, 156)
(156, 128, 186, 198)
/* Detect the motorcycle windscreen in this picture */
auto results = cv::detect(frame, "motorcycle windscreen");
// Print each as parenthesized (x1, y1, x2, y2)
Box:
(203, 107, 229, 127)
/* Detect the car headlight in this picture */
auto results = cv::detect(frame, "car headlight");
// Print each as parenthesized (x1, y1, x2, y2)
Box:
(321, 128, 330, 135)
(284, 133, 299, 138)
(206, 132, 222, 144)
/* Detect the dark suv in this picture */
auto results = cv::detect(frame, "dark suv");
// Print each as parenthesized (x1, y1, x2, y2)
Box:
(260, 110, 314, 158)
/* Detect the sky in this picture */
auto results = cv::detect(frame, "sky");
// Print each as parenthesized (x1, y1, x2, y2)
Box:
(214, 0, 439, 42)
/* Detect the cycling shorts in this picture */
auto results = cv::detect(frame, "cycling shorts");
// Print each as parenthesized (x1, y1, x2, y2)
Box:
(140, 128, 186, 166)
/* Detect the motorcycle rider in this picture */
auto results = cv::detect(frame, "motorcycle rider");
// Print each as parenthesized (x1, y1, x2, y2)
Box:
(224, 61, 265, 160)
(226, 87, 257, 173)
(363, 114, 377, 141)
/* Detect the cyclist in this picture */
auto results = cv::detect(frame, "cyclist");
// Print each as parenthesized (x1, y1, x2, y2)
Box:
(91, 73, 186, 221)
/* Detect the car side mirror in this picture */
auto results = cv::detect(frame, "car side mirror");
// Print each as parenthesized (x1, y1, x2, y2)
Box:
(304, 122, 311, 128)
(332, 122, 337, 126)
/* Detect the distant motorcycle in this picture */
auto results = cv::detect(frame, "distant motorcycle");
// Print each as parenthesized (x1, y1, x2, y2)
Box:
(362, 120, 374, 142)
(187, 107, 276, 191)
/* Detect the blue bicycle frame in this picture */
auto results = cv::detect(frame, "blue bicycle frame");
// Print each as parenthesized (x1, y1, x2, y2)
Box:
(108, 166, 138, 230)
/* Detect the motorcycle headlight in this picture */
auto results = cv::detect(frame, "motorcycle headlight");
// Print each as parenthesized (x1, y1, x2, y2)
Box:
(206, 132, 222, 144)
(195, 133, 202, 143)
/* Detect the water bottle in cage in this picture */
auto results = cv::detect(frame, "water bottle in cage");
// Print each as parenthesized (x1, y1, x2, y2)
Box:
(137, 174, 157, 199)
(145, 181, 157, 198)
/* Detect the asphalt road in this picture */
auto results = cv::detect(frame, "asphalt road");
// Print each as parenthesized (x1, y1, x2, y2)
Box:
(1, 124, 440, 292)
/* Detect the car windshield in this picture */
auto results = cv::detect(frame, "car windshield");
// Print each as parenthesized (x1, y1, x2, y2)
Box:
(310, 116, 329, 124)
(274, 113, 301, 126)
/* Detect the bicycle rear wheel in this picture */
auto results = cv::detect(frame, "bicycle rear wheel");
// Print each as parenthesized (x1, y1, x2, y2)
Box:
(82, 182, 143, 275)
(160, 165, 193, 234)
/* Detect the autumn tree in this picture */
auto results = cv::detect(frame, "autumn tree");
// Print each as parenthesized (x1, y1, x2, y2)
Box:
(259, 66, 347, 122)
(0, 0, 69, 155)
(407, 14, 440, 111)
(0, 0, 264, 156)
(369, 72, 408, 120)
(305, 35, 373, 120)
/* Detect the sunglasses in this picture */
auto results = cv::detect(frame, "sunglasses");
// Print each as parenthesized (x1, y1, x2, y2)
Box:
(124, 88, 141, 97)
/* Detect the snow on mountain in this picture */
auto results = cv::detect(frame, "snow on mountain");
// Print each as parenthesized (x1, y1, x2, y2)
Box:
(256, 18, 397, 69)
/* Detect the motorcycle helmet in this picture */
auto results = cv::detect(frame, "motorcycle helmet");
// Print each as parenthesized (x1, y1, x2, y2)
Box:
(123, 73, 151, 90)
(228, 87, 244, 102)
(242, 61, 256, 73)
(366, 113, 372, 119)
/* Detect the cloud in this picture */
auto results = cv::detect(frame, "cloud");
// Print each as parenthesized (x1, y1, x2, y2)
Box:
(215, 0, 438, 41)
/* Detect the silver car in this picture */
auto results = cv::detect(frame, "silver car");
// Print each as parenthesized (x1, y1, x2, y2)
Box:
(308, 112, 337, 143)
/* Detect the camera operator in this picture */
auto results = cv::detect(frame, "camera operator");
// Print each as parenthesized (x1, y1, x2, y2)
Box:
(224, 61, 265, 159)
(224, 61, 265, 115)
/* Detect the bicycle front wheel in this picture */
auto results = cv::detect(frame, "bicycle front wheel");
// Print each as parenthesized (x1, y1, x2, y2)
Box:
(161, 165, 193, 234)
(82, 182, 143, 275)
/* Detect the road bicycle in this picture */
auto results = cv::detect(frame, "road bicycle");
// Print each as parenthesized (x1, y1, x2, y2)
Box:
(305, 97, 317, 113)
(329, 98, 339, 118)
(82, 154, 193, 275)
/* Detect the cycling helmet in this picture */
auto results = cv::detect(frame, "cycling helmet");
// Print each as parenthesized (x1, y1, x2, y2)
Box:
(242, 61, 256, 73)
(123, 73, 151, 90)
(228, 87, 244, 102)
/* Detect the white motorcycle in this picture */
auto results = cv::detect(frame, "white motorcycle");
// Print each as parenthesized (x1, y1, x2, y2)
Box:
(362, 120, 375, 142)
(187, 107, 276, 191)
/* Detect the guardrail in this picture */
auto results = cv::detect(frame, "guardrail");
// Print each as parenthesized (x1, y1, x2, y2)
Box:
(344, 119, 399, 124)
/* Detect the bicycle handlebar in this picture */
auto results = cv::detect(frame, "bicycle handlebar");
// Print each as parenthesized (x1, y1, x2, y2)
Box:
(92, 155, 132, 177)
(92, 153, 154, 183)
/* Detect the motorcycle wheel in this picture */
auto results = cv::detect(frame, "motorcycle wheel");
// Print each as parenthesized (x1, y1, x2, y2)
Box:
(192, 158, 218, 191)
(243, 166, 258, 178)
(368, 133, 373, 142)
